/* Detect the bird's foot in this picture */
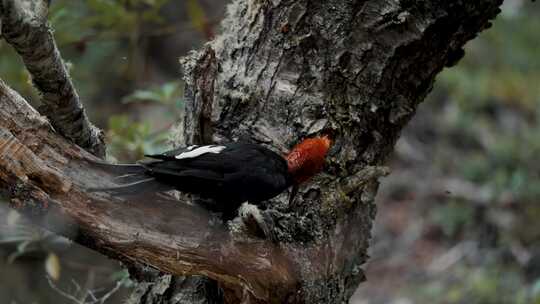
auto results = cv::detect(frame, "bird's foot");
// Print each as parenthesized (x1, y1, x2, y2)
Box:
(237, 203, 277, 242)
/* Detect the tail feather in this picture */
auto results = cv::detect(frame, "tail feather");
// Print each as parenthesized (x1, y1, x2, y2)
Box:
(114, 172, 148, 183)
(87, 177, 173, 195)
(87, 159, 173, 195)
(87, 159, 147, 175)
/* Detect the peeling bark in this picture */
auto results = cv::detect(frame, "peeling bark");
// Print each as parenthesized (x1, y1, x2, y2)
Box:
(0, 0, 505, 303)
(0, 0, 105, 157)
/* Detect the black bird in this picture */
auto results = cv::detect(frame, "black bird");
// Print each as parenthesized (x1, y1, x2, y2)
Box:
(90, 136, 331, 219)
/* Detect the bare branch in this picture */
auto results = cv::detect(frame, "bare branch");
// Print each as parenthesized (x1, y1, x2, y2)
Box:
(46, 275, 125, 304)
(47, 276, 87, 304)
(0, 0, 105, 157)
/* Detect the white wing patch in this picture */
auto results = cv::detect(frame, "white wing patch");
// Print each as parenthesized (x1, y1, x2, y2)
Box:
(175, 145, 226, 159)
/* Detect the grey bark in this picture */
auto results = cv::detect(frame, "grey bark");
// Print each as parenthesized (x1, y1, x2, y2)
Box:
(175, 0, 504, 302)
(0, 0, 505, 303)
(0, 0, 105, 157)
(127, 273, 223, 304)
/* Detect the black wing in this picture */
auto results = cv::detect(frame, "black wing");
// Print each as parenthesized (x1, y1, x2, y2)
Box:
(144, 143, 292, 204)
(145, 144, 204, 160)
(89, 142, 292, 219)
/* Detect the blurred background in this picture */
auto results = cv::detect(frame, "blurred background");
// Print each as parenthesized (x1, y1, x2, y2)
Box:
(0, 0, 538, 303)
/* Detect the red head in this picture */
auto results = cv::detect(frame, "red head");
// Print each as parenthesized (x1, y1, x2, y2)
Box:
(285, 135, 332, 184)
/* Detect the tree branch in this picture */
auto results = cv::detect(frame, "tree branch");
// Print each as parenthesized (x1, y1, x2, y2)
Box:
(0, 0, 105, 157)
(0, 79, 301, 302)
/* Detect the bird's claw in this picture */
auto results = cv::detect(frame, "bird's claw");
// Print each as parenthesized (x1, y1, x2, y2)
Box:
(238, 203, 278, 243)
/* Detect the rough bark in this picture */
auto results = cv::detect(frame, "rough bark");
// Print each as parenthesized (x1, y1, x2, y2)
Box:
(0, 79, 300, 302)
(0, 0, 504, 303)
(177, 0, 503, 302)
(0, 0, 105, 157)
(127, 273, 223, 304)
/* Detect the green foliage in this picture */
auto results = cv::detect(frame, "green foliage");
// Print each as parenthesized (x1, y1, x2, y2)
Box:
(84, 0, 169, 29)
(106, 115, 168, 161)
(0, 43, 35, 100)
(441, 4, 540, 112)
(107, 81, 184, 160)
(0, 0, 192, 162)
(430, 200, 475, 238)
(415, 4, 540, 303)
(109, 269, 136, 288)
(123, 81, 184, 109)
(532, 279, 540, 303)
(417, 265, 540, 304)
(433, 3, 540, 204)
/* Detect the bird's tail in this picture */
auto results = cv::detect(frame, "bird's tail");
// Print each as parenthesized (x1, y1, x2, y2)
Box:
(87, 160, 173, 195)
(89, 160, 147, 176)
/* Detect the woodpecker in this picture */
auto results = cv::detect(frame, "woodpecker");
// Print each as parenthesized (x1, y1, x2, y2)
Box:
(91, 135, 331, 219)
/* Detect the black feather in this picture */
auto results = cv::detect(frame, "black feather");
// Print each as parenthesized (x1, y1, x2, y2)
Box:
(87, 177, 165, 195)
(88, 142, 293, 215)
(87, 160, 146, 175)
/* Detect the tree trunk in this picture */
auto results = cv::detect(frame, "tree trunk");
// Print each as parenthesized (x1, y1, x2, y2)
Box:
(176, 0, 504, 302)
(0, 0, 504, 303)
